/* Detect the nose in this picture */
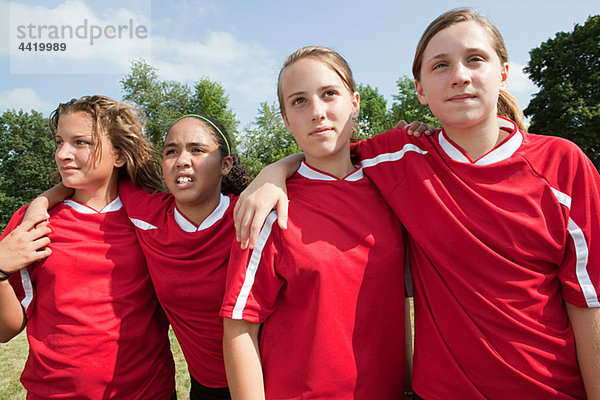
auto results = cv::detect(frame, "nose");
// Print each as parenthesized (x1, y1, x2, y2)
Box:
(451, 62, 471, 87)
(311, 98, 326, 122)
(55, 142, 73, 161)
(176, 150, 191, 169)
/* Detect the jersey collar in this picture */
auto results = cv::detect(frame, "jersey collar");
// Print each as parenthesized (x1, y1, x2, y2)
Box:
(63, 197, 123, 214)
(297, 161, 364, 181)
(439, 116, 522, 165)
(174, 194, 230, 233)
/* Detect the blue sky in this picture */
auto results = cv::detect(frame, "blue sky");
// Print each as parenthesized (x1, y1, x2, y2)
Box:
(0, 0, 597, 129)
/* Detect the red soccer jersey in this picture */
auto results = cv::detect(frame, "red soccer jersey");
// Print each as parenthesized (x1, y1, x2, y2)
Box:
(221, 162, 406, 400)
(356, 116, 600, 399)
(4, 199, 174, 400)
(119, 180, 234, 388)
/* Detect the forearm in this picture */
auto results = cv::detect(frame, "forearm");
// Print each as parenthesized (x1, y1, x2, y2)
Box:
(260, 152, 304, 181)
(0, 280, 26, 342)
(223, 318, 265, 400)
(566, 303, 600, 398)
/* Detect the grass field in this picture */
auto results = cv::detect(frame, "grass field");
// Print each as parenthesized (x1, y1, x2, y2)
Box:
(0, 328, 191, 399)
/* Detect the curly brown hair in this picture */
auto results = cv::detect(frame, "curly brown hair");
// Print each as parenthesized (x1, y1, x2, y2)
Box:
(49, 95, 164, 193)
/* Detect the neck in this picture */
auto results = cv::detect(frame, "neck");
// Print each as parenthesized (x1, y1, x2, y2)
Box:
(442, 118, 508, 161)
(305, 149, 355, 179)
(176, 192, 222, 226)
(71, 177, 119, 211)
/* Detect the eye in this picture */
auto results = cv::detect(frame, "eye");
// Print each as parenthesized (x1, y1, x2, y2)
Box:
(191, 147, 206, 154)
(75, 139, 89, 146)
(432, 61, 449, 71)
(468, 55, 485, 64)
(163, 148, 177, 156)
(55, 138, 63, 146)
(323, 89, 337, 98)
(291, 97, 306, 106)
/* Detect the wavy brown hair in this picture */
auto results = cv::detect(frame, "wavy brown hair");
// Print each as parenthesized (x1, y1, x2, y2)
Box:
(49, 95, 164, 193)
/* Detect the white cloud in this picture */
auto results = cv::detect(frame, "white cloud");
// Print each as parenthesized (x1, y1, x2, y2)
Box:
(8, 0, 151, 74)
(151, 31, 277, 103)
(0, 88, 54, 114)
(507, 62, 538, 109)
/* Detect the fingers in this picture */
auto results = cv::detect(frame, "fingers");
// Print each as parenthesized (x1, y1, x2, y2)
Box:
(275, 195, 289, 231)
(248, 208, 270, 250)
(394, 119, 408, 130)
(425, 124, 437, 136)
(238, 208, 255, 250)
(406, 121, 426, 137)
(19, 213, 49, 232)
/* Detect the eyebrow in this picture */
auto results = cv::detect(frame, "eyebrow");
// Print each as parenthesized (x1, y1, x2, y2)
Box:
(426, 47, 487, 63)
(163, 141, 207, 148)
(286, 84, 342, 100)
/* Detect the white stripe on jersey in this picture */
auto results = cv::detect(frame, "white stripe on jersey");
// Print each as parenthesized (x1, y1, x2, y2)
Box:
(360, 144, 427, 168)
(552, 187, 599, 307)
(232, 211, 279, 319)
(129, 218, 158, 230)
(20, 269, 33, 311)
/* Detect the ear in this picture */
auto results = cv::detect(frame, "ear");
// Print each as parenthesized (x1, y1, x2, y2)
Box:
(113, 149, 127, 168)
(351, 91, 360, 120)
(415, 79, 428, 105)
(281, 110, 291, 132)
(221, 156, 233, 176)
(499, 62, 509, 91)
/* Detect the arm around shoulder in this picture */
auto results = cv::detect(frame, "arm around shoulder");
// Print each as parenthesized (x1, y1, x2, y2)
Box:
(234, 153, 304, 249)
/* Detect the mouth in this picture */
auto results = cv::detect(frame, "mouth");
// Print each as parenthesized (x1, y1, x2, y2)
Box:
(448, 93, 476, 102)
(310, 126, 333, 136)
(59, 166, 78, 173)
(176, 176, 194, 185)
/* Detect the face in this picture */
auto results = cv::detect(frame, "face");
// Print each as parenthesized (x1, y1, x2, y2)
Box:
(162, 118, 232, 213)
(280, 58, 359, 166)
(415, 21, 508, 131)
(55, 111, 122, 196)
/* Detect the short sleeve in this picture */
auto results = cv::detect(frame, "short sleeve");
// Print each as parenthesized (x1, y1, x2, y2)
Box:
(1, 206, 34, 312)
(220, 211, 284, 323)
(557, 149, 600, 308)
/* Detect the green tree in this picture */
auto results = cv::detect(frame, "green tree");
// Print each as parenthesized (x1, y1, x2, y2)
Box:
(120, 60, 238, 150)
(120, 60, 191, 147)
(238, 102, 300, 177)
(524, 15, 600, 168)
(190, 78, 238, 134)
(356, 84, 394, 137)
(0, 110, 57, 229)
(390, 76, 438, 127)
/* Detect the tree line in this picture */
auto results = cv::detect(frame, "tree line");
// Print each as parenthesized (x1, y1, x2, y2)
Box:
(0, 15, 598, 229)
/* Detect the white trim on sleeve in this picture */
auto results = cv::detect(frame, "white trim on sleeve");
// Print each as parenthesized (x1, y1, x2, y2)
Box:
(20, 269, 34, 312)
(360, 144, 428, 168)
(552, 187, 599, 307)
(232, 210, 279, 319)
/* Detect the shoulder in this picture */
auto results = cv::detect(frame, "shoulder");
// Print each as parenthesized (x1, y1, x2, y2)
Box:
(1, 206, 28, 238)
(520, 131, 594, 172)
(520, 131, 599, 194)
